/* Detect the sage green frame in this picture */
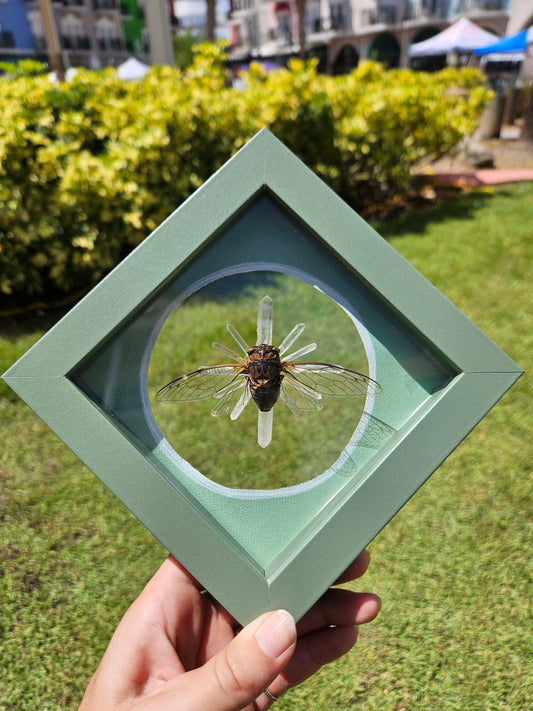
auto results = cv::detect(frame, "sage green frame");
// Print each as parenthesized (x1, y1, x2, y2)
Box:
(2, 129, 522, 624)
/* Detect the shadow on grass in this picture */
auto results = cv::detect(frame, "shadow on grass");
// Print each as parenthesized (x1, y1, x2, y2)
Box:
(0, 309, 71, 403)
(0, 308, 68, 341)
(369, 187, 503, 240)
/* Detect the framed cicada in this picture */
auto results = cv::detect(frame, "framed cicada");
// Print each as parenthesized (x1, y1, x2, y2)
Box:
(156, 295, 381, 447)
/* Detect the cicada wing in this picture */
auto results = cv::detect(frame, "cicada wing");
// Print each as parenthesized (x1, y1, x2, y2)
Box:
(155, 365, 244, 402)
(280, 373, 323, 416)
(211, 378, 249, 417)
(283, 362, 382, 397)
(358, 412, 397, 449)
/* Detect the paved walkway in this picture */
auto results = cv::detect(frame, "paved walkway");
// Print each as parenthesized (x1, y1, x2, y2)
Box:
(423, 167, 533, 187)
(420, 131, 533, 187)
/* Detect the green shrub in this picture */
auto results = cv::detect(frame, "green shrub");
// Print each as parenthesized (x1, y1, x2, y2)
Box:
(327, 63, 489, 205)
(0, 46, 491, 306)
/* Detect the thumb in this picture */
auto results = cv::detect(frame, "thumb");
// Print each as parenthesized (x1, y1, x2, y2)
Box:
(180, 609, 296, 711)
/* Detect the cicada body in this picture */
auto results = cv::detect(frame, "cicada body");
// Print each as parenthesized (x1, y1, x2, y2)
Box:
(246, 344, 283, 412)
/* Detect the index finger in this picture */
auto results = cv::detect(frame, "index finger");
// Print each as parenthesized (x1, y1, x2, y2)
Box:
(333, 549, 371, 585)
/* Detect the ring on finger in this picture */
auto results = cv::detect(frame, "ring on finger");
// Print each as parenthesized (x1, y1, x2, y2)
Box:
(263, 688, 279, 702)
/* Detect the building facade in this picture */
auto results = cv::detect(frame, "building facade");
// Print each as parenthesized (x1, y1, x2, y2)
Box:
(2, 0, 531, 73)
(226, 0, 519, 73)
(506, 0, 533, 35)
(24, 0, 131, 69)
(0, 0, 37, 61)
(0, 0, 152, 69)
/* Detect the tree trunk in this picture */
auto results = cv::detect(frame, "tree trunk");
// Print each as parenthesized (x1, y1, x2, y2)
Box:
(38, 0, 65, 81)
(294, 0, 306, 59)
(522, 90, 533, 141)
(206, 0, 216, 42)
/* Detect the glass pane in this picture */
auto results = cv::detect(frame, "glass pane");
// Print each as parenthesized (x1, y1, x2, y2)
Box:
(148, 272, 370, 488)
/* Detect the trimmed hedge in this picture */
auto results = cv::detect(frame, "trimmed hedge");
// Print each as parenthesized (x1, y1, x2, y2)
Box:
(0, 44, 490, 305)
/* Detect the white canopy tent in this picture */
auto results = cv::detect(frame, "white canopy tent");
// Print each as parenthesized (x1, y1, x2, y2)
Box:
(117, 57, 150, 80)
(408, 18, 498, 58)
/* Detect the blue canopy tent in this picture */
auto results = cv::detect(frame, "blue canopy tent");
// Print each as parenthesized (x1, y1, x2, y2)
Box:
(475, 28, 533, 81)
(474, 29, 530, 57)
(475, 28, 533, 133)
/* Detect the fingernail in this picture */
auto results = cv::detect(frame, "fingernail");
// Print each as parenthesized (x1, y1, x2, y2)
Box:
(256, 610, 296, 659)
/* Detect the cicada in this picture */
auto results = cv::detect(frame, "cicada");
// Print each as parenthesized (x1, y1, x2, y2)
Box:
(156, 295, 381, 447)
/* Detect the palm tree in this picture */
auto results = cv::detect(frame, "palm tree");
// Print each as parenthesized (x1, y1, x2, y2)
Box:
(206, 0, 216, 42)
(522, 92, 533, 141)
(518, 40, 533, 140)
(294, 0, 307, 59)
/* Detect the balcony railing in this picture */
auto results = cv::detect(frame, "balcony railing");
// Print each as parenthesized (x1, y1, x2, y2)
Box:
(455, 0, 508, 10)
(92, 0, 120, 11)
(232, 0, 256, 13)
(361, 7, 397, 26)
(360, 1, 454, 27)
(307, 16, 350, 34)
(97, 37, 126, 51)
(60, 34, 92, 49)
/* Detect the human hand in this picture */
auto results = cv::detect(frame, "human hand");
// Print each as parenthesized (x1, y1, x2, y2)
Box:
(79, 551, 380, 711)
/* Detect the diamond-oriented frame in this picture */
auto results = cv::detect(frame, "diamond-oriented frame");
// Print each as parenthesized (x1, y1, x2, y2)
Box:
(2, 129, 522, 624)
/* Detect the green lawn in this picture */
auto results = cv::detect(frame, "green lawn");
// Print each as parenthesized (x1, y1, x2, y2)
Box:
(1, 184, 531, 710)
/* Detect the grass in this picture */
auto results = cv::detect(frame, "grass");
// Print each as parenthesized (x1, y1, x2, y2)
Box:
(1, 183, 532, 709)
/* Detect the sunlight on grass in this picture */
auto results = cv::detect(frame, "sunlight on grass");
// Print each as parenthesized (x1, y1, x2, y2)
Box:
(1, 184, 531, 710)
